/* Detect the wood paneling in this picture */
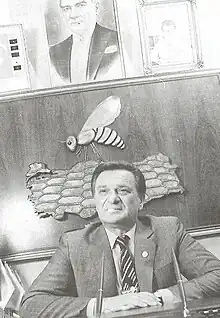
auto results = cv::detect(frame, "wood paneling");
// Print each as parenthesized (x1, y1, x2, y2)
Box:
(1, 71, 220, 256)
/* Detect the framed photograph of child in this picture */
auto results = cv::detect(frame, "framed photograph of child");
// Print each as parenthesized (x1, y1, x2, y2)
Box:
(136, 0, 203, 74)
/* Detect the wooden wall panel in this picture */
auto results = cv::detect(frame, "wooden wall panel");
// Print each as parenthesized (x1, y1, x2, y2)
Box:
(1, 71, 220, 257)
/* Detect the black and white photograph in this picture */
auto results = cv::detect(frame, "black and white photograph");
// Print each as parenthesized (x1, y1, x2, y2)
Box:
(1, 0, 220, 318)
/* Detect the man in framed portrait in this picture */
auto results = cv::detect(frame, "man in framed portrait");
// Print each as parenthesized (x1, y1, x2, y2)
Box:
(49, 0, 123, 84)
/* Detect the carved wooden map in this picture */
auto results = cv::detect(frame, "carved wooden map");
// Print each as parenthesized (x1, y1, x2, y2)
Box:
(26, 153, 184, 220)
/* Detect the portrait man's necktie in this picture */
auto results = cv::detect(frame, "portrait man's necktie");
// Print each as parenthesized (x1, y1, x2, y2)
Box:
(116, 235, 140, 293)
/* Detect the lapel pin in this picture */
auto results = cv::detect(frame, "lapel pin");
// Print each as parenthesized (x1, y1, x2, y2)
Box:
(142, 251, 149, 258)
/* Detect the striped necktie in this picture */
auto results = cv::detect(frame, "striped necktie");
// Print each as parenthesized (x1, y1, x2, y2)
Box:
(116, 235, 140, 293)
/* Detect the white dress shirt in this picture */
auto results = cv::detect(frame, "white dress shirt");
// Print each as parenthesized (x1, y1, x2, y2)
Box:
(105, 225, 136, 294)
(70, 34, 91, 84)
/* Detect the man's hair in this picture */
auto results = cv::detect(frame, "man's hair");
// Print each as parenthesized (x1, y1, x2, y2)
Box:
(59, 0, 98, 6)
(91, 161, 146, 200)
(161, 20, 176, 31)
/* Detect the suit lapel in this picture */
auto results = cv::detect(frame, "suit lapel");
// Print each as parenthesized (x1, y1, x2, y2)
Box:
(135, 218, 157, 293)
(87, 224, 118, 297)
(84, 217, 157, 296)
(49, 36, 72, 81)
(87, 24, 113, 80)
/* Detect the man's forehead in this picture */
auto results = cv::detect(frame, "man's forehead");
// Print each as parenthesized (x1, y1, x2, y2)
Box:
(95, 170, 136, 186)
(60, 0, 91, 7)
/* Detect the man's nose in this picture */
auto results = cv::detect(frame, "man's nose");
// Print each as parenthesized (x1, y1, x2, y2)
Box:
(107, 190, 120, 203)
(69, 6, 78, 18)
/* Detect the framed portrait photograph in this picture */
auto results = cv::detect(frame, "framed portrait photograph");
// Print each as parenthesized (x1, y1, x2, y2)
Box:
(136, 0, 203, 74)
(45, 0, 126, 87)
(0, 24, 31, 94)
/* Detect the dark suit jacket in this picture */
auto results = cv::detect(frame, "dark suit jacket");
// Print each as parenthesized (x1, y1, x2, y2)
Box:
(20, 216, 220, 318)
(49, 24, 120, 82)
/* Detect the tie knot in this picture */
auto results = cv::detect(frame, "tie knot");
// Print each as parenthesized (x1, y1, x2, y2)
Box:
(116, 235, 130, 248)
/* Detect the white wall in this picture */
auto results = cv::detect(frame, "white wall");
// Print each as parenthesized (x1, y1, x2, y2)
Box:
(0, 1, 220, 94)
(0, 1, 11, 24)
(118, 0, 220, 74)
(7, 0, 52, 89)
(197, 0, 220, 69)
(0, 0, 51, 89)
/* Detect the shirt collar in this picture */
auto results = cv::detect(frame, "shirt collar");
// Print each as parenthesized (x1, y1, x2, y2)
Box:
(105, 224, 136, 250)
(71, 23, 95, 44)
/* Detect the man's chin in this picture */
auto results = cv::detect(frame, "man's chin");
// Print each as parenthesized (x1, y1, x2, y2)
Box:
(70, 24, 85, 35)
(103, 216, 124, 224)
(103, 216, 131, 226)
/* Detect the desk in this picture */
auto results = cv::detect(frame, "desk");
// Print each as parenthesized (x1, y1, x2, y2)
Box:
(102, 298, 220, 318)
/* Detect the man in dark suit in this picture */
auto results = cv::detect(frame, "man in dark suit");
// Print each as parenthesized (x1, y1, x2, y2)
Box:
(49, 0, 122, 84)
(20, 161, 220, 317)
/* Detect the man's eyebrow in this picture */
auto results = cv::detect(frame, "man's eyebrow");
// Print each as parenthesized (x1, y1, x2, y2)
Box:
(76, 0, 88, 5)
(60, 1, 87, 7)
(117, 185, 133, 190)
(96, 185, 132, 189)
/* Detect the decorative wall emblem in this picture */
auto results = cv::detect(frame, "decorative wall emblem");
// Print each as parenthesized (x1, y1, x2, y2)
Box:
(64, 96, 125, 159)
(26, 153, 184, 220)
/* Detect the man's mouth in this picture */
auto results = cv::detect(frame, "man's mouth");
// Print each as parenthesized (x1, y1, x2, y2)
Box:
(71, 20, 83, 25)
(107, 208, 122, 212)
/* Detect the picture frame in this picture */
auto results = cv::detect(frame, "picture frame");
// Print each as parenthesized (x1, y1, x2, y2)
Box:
(136, 0, 203, 74)
(45, 0, 126, 87)
(0, 24, 31, 94)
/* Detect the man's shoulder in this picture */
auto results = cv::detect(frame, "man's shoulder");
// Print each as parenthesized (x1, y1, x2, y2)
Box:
(61, 215, 182, 242)
(94, 23, 117, 36)
(138, 215, 184, 245)
(49, 36, 72, 54)
(140, 214, 179, 224)
(62, 220, 102, 241)
(139, 215, 181, 232)
(93, 23, 118, 47)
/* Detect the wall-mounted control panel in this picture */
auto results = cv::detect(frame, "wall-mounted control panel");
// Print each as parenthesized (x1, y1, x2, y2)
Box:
(0, 24, 31, 93)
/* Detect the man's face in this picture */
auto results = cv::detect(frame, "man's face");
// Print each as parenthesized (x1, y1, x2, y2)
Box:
(94, 170, 143, 228)
(162, 24, 176, 41)
(59, 0, 97, 36)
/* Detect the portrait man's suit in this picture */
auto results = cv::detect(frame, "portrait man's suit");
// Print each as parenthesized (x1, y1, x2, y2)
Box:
(20, 215, 220, 318)
(49, 23, 121, 83)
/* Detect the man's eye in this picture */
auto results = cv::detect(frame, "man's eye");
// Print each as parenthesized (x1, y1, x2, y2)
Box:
(76, 2, 87, 7)
(98, 189, 107, 195)
(118, 188, 130, 195)
(62, 6, 71, 12)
